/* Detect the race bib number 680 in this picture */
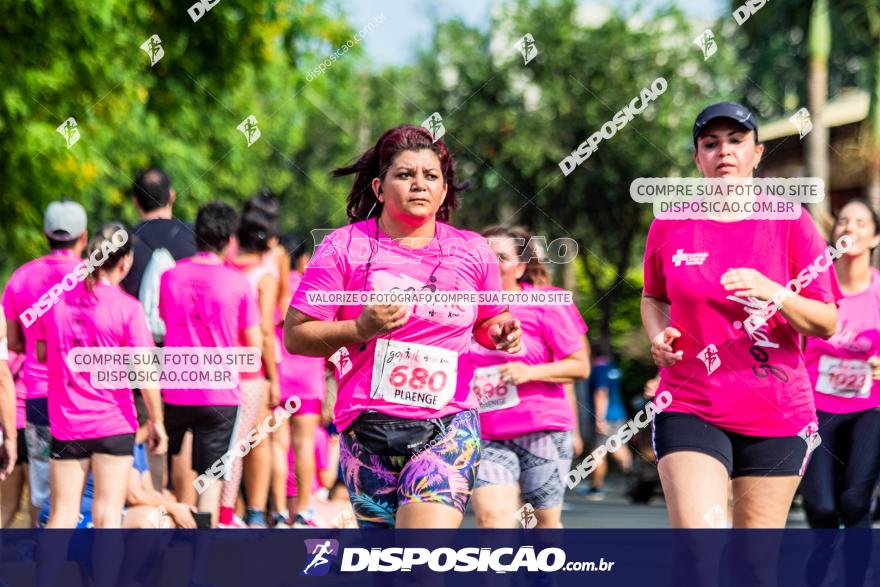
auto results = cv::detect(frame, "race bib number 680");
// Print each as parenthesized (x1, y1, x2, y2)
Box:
(371, 339, 457, 409)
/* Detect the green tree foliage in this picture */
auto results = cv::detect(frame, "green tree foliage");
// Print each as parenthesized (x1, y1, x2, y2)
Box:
(0, 0, 395, 278)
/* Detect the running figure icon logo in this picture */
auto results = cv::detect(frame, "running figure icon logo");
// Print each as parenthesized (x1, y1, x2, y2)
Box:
(237, 115, 261, 147)
(693, 29, 717, 61)
(300, 539, 340, 577)
(421, 112, 445, 143)
(697, 344, 721, 375)
(798, 422, 822, 453)
(56, 118, 80, 149)
(331, 510, 357, 529)
(329, 347, 352, 377)
(517, 33, 538, 65)
(516, 503, 537, 529)
(702, 504, 727, 528)
(140, 34, 164, 66)
(789, 108, 813, 139)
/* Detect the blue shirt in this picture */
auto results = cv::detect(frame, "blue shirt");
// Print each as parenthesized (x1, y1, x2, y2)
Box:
(589, 360, 626, 422)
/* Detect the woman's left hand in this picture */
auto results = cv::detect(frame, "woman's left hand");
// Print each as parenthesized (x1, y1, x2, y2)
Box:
(868, 356, 880, 381)
(498, 361, 532, 384)
(720, 268, 783, 302)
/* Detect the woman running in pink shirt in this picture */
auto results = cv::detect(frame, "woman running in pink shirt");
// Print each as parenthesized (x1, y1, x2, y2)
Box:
(35, 225, 167, 528)
(642, 103, 841, 528)
(469, 226, 589, 529)
(801, 199, 880, 528)
(284, 125, 522, 529)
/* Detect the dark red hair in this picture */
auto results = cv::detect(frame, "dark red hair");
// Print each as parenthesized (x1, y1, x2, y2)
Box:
(333, 124, 468, 223)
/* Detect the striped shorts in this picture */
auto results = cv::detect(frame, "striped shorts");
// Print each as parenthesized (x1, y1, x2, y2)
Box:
(475, 429, 573, 510)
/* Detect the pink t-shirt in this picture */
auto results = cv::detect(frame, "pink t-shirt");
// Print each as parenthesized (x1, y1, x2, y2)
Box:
(286, 425, 330, 497)
(34, 281, 154, 441)
(466, 283, 587, 440)
(805, 268, 880, 414)
(2, 251, 82, 401)
(291, 218, 507, 432)
(643, 210, 842, 436)
(159, 253, 260, 406)
(279, 271, 326, 402)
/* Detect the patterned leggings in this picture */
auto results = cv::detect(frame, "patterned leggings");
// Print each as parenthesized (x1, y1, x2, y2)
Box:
(339, 409, 481, 528)
(220, 378, 266, 509)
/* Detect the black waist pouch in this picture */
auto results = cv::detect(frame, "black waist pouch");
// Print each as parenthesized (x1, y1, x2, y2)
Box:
(350, 411, 456, 456)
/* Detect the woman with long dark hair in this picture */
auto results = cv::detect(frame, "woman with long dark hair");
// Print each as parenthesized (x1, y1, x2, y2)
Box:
(284, 125, 522, 528)
(469, 225, 589, 529)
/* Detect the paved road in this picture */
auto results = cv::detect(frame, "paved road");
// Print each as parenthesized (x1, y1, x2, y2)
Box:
(462, 475, 812, 529)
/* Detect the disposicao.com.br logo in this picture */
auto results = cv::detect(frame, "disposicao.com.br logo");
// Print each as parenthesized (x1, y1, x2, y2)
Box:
(301, 540, 615, 574)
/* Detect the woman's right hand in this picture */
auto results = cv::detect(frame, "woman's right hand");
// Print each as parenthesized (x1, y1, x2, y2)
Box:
(148, 421, 169, 456)
(651, 327, 683, 368)
(355, 300, 409, 342)
(169, 503, 197, 529)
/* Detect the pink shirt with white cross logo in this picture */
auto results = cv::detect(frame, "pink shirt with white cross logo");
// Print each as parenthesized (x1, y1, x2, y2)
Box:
(643, 209, 841, 437)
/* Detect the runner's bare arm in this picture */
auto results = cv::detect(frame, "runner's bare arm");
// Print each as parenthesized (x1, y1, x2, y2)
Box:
(564, 382, 584, 456)
(283, 303, 407, 357)
(0, 313, 16, 477)
(0, 362, 16, 478)
(244, 324, 263, 355)
(774, 298, 837, 338)
(140, 386, 167, 456)
(257, 273, 280, 404)
(641, 295, 683, 368)
(499, 346, 590, 384)
(5, 318, 23, 354)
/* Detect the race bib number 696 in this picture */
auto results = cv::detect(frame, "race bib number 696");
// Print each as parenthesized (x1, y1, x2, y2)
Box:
(470, 365, 519, 412)
(371, 339, 457, 410)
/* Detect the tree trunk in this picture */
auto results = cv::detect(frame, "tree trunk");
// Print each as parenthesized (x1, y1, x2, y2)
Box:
(807, 0, 832, 236)
(866, 41, 880, 266)
(561, 253, 575, 292)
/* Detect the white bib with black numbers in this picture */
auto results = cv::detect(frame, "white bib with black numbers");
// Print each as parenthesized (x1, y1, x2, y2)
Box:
(370, 338, 457, 409)
(815, 355, 872, 398)
(470, 365, 520, 412)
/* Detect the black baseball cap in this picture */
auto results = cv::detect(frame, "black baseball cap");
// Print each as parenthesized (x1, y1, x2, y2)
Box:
(692, 102, 758, 147)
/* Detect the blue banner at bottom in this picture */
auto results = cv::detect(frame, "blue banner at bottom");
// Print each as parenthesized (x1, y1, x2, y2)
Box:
(0, 529, 875, 586)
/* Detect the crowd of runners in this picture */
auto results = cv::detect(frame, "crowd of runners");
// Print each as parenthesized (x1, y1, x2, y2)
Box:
(0, 103, 879, 531)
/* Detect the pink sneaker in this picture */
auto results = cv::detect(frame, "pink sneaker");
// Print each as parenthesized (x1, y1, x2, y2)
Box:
(217, 515, 248, 529)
